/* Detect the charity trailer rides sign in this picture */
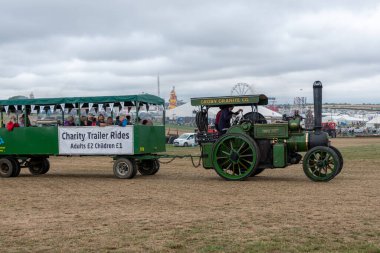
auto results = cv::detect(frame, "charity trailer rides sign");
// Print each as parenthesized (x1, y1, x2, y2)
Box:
(58, 126, 134, 155)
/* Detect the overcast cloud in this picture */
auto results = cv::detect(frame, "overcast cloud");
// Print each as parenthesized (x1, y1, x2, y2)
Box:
(1, 0, 380, 104)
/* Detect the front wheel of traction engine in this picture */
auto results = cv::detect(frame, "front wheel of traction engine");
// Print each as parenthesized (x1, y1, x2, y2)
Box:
(212, 133, 260, 181)
(28, 158, 50, 175)
(303, 146, 341, 182)
(113, 158, 137, 179)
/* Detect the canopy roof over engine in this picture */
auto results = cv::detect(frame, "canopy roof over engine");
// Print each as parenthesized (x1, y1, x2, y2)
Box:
(190, 94, 268, 107)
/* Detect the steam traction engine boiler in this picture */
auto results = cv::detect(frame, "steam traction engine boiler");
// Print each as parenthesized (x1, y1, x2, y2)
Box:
(191, 81, 343, 181)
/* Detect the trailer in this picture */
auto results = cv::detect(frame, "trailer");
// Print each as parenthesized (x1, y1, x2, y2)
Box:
(0, 94, 166, 178)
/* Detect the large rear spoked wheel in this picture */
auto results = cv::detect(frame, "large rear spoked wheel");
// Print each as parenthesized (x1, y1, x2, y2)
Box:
(212, 133, 260, 181)
(113, 158, 137, 179)
(303, 146, 340, 182)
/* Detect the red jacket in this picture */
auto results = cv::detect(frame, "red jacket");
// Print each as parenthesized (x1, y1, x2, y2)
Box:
(6, 122, 19, 131)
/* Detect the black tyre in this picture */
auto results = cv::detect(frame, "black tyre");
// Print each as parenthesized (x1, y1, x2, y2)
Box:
(0, 158, 14, 178)
(243, 112, 267, 124)
(183, 142, 188, 147)
(28, 158, 50, 175)
(138, 159, 160, 175)
(250, 168, 265, 177)
(303, 146, 340, 182)
(9, 158, 21, 177)
(329, 146, 343, 175)
(113, 158, 137, 179)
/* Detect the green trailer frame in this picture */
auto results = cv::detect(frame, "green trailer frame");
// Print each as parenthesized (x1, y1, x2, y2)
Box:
(0, 94, 166, 179)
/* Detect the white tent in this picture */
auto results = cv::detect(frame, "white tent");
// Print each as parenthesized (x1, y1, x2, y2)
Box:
(167, 102, 216, 119)
(366, 116, 380, 128)
(167, 102, 282, 120)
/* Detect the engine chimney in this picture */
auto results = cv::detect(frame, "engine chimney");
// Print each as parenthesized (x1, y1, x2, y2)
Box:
(313, 81, 323, 132)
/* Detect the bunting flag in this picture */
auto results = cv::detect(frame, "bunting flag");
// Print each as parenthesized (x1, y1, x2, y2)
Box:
(31, 105, 35, 113)
(60, 103, 65, 111)
(50, 105, 55, 113)
(109, 103, 114, 112)
(72, 103, 76, 108)
(98, 104, 103, 112)
(88, 103, 93, 111)
(4, 105, 9, 114)
(22, 105, 25, 111)
(146, 104, 150, 111)
(128, 106, 132, 113)
(80, 103, 84, 108)
(120, 102, 124, 109)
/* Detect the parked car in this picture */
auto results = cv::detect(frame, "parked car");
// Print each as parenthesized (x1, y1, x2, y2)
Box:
(173, 133, 197, 147)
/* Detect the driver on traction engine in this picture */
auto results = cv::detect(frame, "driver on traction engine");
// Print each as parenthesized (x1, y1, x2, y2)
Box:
(218, 105, 243, 134)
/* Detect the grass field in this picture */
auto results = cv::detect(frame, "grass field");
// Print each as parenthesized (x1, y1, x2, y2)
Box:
(0, 138, 379, 252)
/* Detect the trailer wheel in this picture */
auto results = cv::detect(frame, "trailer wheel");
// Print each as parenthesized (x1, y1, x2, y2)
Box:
(303, 146, 340, 182)
(113, 158, 137, 179)
(212, 133, 260, 181)
(329, 146, 343, 175)
(28, 158, 50, 175)
(138, 159, 160, 175)
(0, 158, 14, 178)
(9, 158, 21, 177)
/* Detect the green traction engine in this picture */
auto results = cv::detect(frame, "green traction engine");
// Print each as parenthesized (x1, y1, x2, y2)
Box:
(191, 81, 343, 181)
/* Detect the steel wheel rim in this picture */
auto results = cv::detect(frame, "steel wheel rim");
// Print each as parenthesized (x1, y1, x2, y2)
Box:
(213, 135, 257, 180)
(1, 163, 10, 174)
(116, 161, 130, 176)
(305, 149, 338, 180)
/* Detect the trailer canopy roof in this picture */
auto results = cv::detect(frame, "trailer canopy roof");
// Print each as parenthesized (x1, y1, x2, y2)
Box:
(191, 94, 268, 107)
(0, 94, 164, 112)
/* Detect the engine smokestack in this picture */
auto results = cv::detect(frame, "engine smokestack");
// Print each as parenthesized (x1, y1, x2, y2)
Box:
(313, 81, 323, 132)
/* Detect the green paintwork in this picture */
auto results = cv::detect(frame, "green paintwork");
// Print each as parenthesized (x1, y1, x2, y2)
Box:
(0, 94, 164, 112)
(288, 118, 302, 132)
(273, 143, 287, 168)
(190, 94, 268, 107)
(133, 125, 166, 154)
(254, 124, 288, 139)
(0, 127, 58, 155)
(201, 143, 213, 168)
(286, 133, 308, 152)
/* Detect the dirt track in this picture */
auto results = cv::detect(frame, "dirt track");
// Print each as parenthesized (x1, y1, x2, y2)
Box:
(0, 138, 379, 252)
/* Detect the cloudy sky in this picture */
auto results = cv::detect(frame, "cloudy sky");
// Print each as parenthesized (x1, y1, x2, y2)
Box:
(1, 0, 379, 104)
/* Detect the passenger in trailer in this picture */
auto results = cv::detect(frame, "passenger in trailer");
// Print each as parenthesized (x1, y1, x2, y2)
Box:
(97, 114, 107, 127)
(6, 115, 19, 131)
(64, 116, 76, 126)
(79, 115, 88, 126)
(19, 114, 31, 127)
(118, 114, 128, 127)
(106, 116, 114, 126)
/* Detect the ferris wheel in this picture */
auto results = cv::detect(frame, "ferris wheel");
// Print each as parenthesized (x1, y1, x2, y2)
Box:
(231, 83, 254, 96)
